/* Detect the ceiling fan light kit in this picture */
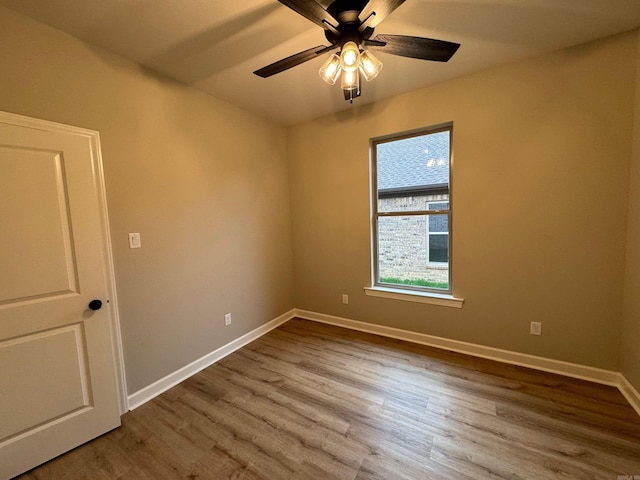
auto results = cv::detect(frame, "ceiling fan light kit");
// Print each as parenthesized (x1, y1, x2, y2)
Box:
(254, 0, 460, 102)
(319, 41, 383, 101)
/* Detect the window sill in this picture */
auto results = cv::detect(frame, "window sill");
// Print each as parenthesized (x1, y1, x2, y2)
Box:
(364, 286, 464, 308)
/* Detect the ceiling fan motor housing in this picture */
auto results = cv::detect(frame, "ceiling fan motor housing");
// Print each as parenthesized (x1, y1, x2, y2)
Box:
(327, 0, 368, 24)
(325, 0, 374, 48)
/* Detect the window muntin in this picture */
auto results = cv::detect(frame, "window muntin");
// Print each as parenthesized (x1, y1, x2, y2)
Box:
(372, 123, 452, 294)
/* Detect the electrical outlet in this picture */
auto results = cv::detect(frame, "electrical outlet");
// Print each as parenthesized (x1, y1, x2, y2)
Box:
(530, 321, 542, 336)
(342, 294, 349, 305)
(224, 313, 232, 326)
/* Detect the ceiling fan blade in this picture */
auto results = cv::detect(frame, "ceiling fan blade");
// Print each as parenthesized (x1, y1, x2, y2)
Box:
(254, 45, 330, 78)
(277, 0, 337, 29)
(359, 0, 407, 28)
(370, 34, 460, 62)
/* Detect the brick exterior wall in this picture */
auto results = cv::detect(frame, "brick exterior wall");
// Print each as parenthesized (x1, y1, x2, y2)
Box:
(378, 193, 449, 284)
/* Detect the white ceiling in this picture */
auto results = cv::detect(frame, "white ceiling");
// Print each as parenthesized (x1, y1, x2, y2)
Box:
(2, 0, 640, 126)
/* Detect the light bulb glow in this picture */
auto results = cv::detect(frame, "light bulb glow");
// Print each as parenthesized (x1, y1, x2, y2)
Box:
(343, 50, 358, 67)
(319, 54, 342, 85)
(341, 69, 359, 88)
(340, 42, 360, 72)
(359, 50, 383, 81)
(341, 68, 361, 102)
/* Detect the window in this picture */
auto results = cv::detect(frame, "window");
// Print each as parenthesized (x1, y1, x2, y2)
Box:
(372, 123, 453, 294)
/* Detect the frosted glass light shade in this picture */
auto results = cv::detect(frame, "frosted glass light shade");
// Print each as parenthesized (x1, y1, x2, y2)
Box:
(359, 50, 383, 81)
(319, 54, 342, 85)
(341, 68, 360, 90)
(340, 41, 360, 72)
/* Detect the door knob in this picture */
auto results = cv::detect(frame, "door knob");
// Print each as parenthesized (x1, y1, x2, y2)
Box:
(88, 299, 103, 311)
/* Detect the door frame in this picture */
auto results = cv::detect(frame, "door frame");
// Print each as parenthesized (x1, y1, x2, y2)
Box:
(0, 110, 128, 414)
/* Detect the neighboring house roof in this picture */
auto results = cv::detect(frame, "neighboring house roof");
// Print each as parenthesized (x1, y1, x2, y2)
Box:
(377, 131, 450, 194)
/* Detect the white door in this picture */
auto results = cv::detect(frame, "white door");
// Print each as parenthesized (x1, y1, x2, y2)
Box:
(0, 112, 122, 479)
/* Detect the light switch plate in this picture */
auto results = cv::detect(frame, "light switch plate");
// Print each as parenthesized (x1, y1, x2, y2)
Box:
(128, 233, 141, 249)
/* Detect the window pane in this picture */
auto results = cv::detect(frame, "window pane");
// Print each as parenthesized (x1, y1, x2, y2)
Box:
(428, 213, 448, 233)
(428, 202, 448, 211)
(429, 234, 449, 263)
(377, 215, 449, 290)
(377, 131, 450, 213)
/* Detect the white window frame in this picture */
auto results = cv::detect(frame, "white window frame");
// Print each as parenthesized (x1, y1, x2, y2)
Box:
(368, 122, 461, 305)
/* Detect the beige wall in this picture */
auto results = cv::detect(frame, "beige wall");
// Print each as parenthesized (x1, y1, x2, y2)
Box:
(0, 7, 295, 393)
(288, 31, 638, 371)
(2, 4, 639, 396)
(622, 33, 640, 392)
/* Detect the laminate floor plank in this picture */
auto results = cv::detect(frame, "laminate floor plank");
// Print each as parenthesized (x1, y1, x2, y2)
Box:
(16, 318, 640, 479)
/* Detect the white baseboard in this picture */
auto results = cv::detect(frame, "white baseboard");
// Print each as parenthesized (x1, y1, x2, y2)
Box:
(294, 309, 621, 386)
(618, 374, 640, 417)
(127, 309, 295, 410)
(294, 308, 628, 388)
(126, 306, 640, 418)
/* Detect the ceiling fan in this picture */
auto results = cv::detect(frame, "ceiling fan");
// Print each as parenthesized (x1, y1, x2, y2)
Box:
(253, 0, 460, 102)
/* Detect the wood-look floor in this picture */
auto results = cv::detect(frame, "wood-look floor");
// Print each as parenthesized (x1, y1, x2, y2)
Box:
(17, 318, 640, 479)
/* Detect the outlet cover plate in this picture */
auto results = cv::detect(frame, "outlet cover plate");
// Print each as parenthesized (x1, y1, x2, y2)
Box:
(530, 321, 542, 336)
